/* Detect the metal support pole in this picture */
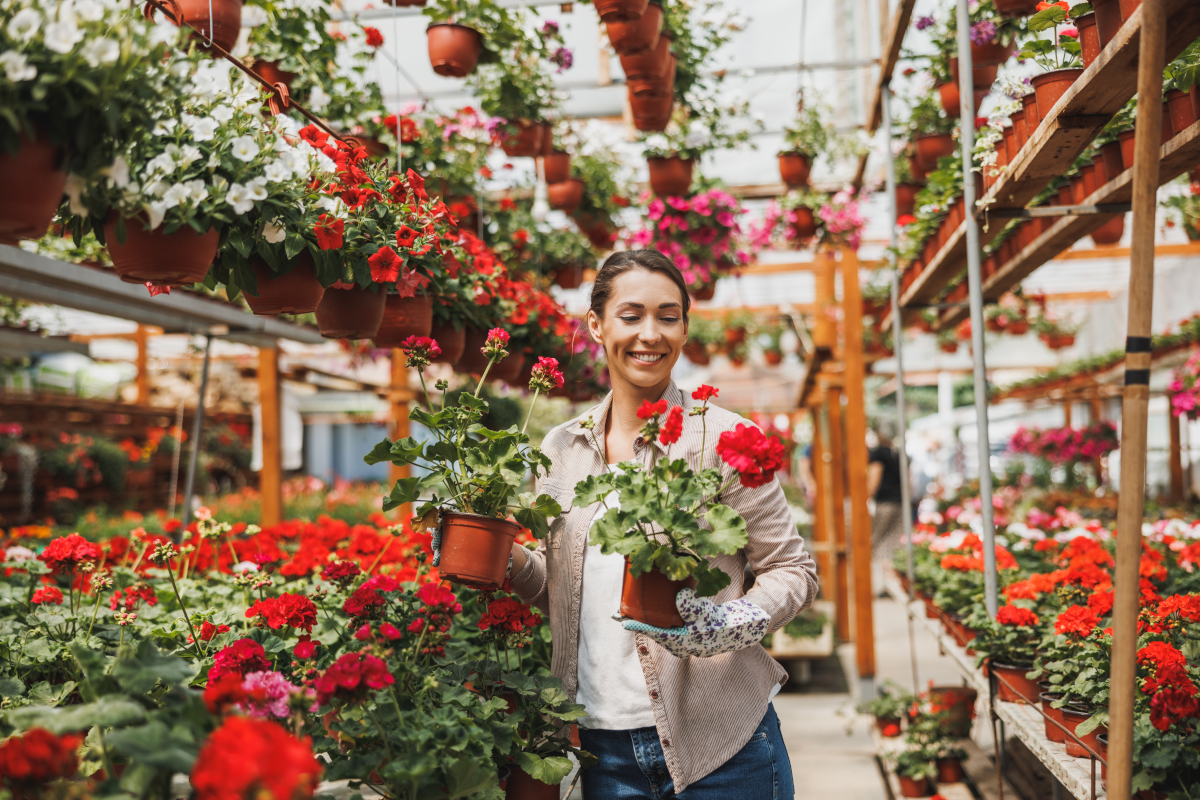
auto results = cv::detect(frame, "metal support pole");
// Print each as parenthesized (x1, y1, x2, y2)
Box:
(955, 0, 998, 617)
(180, 333, 213, 534)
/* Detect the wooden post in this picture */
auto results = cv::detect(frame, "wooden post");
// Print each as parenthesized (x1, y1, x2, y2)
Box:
(259, 346, 283, 527)
(1063, 400, 1073, 427)
(840, 246, 876, 686)
(1090, 397, 1103, 423)
(390, 349, 412, 521)
(134, 325, 149, 405)
(1108, 5, 1165, 799)
(813, 253, 838, 350)
(826, 385, 851, 642)
(1170, 412, 1184, 504)
(809, 406, 833, 593)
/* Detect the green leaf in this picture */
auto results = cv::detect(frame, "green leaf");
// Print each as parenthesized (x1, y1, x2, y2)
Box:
(654, 550, 698, 581)
(0, 676, 25, 697)
(512, 492, 562, 539)
(363, 437, 400, 466)
(692, 561, 732, 597)
(1074, 710, 1106, 737)
(108, 720, 198, 772)
(513, 751, 574, 786)
(112, 639, 194, 693)
(444, 757, 498, 799)
(1068, 3, 1092, 16)
(385, 475, 435, 511)
(628, 541, 661, 577)
(8, 697, 146, 734)
(1138, 738, 1180, 770)
(1028, 5, 1068, 31)
(572, 473, 613, 507)
(701, 505, 749, 555)
(284, 232, 306, 260)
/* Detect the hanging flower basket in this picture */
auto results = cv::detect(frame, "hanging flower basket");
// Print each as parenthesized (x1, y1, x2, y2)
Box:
(455, 327, 492, 374)
(646, 156, 694, 196)
(169, 0, 245, 54)
(631, 91, 673, 132)
(315, 284, 386, 340)
(251, 60, 297, 92)
(0, 137, 67, 245)
(593, 0, 649, 23)
(993, 0, 1039, 16)
(692, 282, 716, 301)
(618, 32, 671, 81)
(429, 321, 465, 365)
(500, 121, 551, 157)
(547, 179, 584, 213)
(244, 254, 325, 316)
(606, 2, 662, 54)
(553, 263, 584, 289)
(104, 217, 220, 286)
(792, 207, 818, 239)
(682, 340, 710, 365)
(489, 353, 526, 385)
(913, 133, 956, 173)
(777, 152, 811, 187)
(426, 24, 482, 78)
(619, 558, 697, 628)
(542, 151, 571, 184)
(438, 511, 521, 588)
(372, 293, 434, 348)
(970, 38, 1013, 67)
(1090, 214, 1125, 246)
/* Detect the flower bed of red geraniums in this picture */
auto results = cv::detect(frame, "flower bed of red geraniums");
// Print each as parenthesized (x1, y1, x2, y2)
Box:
(900, 504, 1200, 794)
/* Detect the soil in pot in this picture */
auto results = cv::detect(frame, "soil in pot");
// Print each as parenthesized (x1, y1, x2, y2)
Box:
(1032, 68, 1085, 121)
(778, 152, 811, 187)
(548, 178, 585, 213)
(1040, 692, 1068, 742)
(244, 254, 324, 315)
(0, 137, 68, 245)
(373, 293, 434, 348)
(1091, 213, 1125, 246)
(105, 218, 220, 286)
(1091, 0, 1123, 45)
(316, 285, 386, 340)
(174, 0, 243, 54)
(439, 512, 521, 588)
(936, 758, 964, 783)
(430, 321, 465, 365)
(1167, 89, 1197, 136)
(542, 151, 571, 184)
(914, 133, 956, 173)
(594, 0, 649, 23)
(427, 24, 482, 78)
(647, 156, 694, 196)
(990, 662, 1039, 704)
(620, 559, 698, 628)
(896, 775, 930, 798)
(606, 1, 662, 54)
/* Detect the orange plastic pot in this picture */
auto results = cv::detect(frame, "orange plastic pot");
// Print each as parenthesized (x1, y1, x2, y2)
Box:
(252, 59, 297, 91)
(1022, 92, 1040, 133)
(647, 156, 694, 196)
(897, 775, 930, 798)
(778, 152, 812, 187)
(606, 1, 661, 54)
(426, 24, 482, 78)
(438, 512, 520, 588)
(938, 82, 961, 117)
(1091, 0, 1123, 45)
(548, 178, 584, 213)
(1076, 12, 1101, 68)
(1100, 140, 1124, 177)
(1118, 129, 1137, 171)
(682, 340, 710, 365)
(1081, 162, 1099, 196)
(173, 0, 243, 54)
(792, 207, 817, 239)
(244, 254, 324, 315)
(1167, 89, 1197, 137)
(632, 90, 673, 131)
(501, 121, 551, 157)
(594, 0, 649, 23)
(373, 293, 434, 348)
(542, 151, 570, 184)
(504, 766, 559, 800)
(914, 133, 955, 173)
(936, 758, 965, 783)
(619, 31, 671, 81)
(1032, 68, 1084, 121)
(0, 137, 67, 245)
(315, 285, 386, 340)
(971, 38, 1013, 66)
(454, 327, 491, 374)
(1062, 706, 1106, 758)
(105, 218, 219, 286)
(993, 0, 1039, 16)
(952, 57, 999, 89)
(429, 321, 465, 365)
(1091, 213, 1125, 246)
(553, 263, 584, 289)
(1162, 102, 1174, 145)
(620, 559, 697, 628)
(991, 662, 1039, 704)
(1012, 110, 1028, 151)
(1040, 692, 1068, 742)
(908, 153, 928, 182)
(895, 183, 921, 217)
(1117, 0, 1140, 21)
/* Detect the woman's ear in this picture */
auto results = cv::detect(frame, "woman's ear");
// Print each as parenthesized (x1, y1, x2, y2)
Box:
(586, 309, 603, 346)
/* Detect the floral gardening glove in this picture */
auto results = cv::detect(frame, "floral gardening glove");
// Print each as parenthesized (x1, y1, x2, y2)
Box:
(620, 589, 771, 658)
(430, 522, 442, 568)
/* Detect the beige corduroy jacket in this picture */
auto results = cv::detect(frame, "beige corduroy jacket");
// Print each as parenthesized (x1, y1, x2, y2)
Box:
(509, 381, 819, 791)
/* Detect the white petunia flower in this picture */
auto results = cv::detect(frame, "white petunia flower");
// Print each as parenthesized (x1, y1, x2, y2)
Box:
(178, 144, 202, 168)
(184, 179, 208, 203)
(313, 149, 336, 175)
(0, 51, 36, 82)
(144, 152, 176, 176)
(315, 195, 344, 216)
(245, 176, 267, 201)
(63, 174, 88, 216)
(263, 159, 290, 182)
(145, 179, 169, 197)
(262, 219, 286, 243)
(43, 19, 83, 54)
(228, 80, 259, 107)
(7, 8, 40, 42)
(224, 183, 255, 214)
(103, 156, 130, 188)
(152, 22, 181, 46)
(276, 149, 302, 173)
(307, 85, 331, 113)
(186, 115, 218, 142)
(152, 117, 178, 136)
(209, 104, 234, 123)
(160, 182, 190, 209)
(72, 0, 104, 22)
(228, 136, 260, 162)
(81, 37, 118, 66)
(144, 201, 167, 230)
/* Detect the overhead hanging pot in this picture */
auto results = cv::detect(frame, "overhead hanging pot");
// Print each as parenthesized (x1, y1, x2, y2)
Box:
(430, 321, 466, 365)
(542, 151, 571, 184)
(646, 156, 694, 196)
(606, 1, 662, 54)
(244, 253, 325, 315)
(169, 0, 245, 55)
(315, 284, 386, 340)
(593, 0, 649, 23)
(104, 216, 220, 286)
(778, 152, 811, 187)
(372, 293, 434, 348)
(426, 24, 482, 78)
(0, 136, 67, 245)
(547, 178, 584, 213)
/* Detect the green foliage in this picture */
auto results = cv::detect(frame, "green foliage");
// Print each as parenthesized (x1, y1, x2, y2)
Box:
(855, 679, 913, 720)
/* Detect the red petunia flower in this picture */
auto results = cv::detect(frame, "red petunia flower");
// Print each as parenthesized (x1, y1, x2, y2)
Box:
(298, 125, 328, 149)
(395, 226, 419, 249)
(659, 405, 684, 445)
(191, 716, 321, 800)
(314, 214, 344, 251)
(716, 423, 786, 488)
(692, 385, 719, 402)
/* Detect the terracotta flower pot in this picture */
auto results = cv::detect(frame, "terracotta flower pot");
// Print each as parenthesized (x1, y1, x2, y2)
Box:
(454, 327, 491, 374)
(631, 90, 673, 131)
(244, 254, 324, 315)
(1062, 706, 1106, 758)
(1076, 13, 1101, 68)
(993, 0, 1039, 16)
(542, 151, 571, 184)
(1011, 110, 1029, 151)
(1117, 0, 1141, 21)
(619, 31, 671, 80)
(990, 662, 1039, 704)
(692, 283, 716, 301)
(373, 293, 434, 348)
(173, 0, 243, 54)
(953, 58, 1000, 90)
(647, 156, 694, 196)
(1008, 319, 1030, 335)
(504, 765, 559, 800)
(1091, 213, 1125, 246)
(914, 133, 956, 173)
(430, 321, 465, 365)
(792, 207, 817, 239)
(928, 685, 978, 738)
(908, 153, 928, 182)
(764, 349, 783, 365)
(1091, 0, 1123, 46)
(438, 511, 521, 588)
(1040, 692, 1068, 742)
(501, 121, 551, 157)
(971, 38, 1013, 66)
(1032, 68, 1085, 121)
(936, 757, 965, 783)
(1022, 92, 1040, 133)
(896, 775, 930, 798)
(0, 137, 67, 245)
(620, 560, 697, 628)
(1167, 89, 1197, 137)
(1162, 101, 1174, 145)
(105, 217, 219, 286)
(606, 1, 662, 55)
(682, 340, 710, 365)
(594, 0, 649, 23)
(778, 152, 812, 187)
(548, 178, 585, 213)
(1100, 140, 1124, 177)
(1081, 162, 1099, 196)
(938, 82, 961, 117)
(315, 285, 386, 340)
(252, 59, 297, 91)
(487, 352, 524, 385)
(426, 24, 482, 78)
(1118, 129, 1137, 171)
(553, 263, 584, 289)
(895, 183, 921, 217)
(1192, 85, 1200, 123)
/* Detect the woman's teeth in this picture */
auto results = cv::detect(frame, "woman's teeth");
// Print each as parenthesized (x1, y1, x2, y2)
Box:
(630, 353, 664, 363)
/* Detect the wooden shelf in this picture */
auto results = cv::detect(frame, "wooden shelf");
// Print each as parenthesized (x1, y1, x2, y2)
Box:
(896, 0, 1200, 315)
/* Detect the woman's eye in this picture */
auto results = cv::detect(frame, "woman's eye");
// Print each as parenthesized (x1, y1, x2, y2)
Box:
(619, 316, 640, 323)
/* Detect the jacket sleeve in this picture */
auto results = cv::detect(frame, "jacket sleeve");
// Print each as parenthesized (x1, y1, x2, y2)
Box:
(718, 433, 819, 632)
(509, 538, 549, 615)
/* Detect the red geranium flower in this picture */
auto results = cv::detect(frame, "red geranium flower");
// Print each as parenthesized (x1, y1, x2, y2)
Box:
(1054, 605, 1099, 637)
(342, 585, 386, 620)
(31, 587, 63, 605)
(692, 385, 719, 402)
(400, 336, 441, 368)
(245, 593, 318, 633)
(636, 399, 668, 420)
(395, 226, 419, 249)
(39, 533, 102, 574)
(0, 728, 81, 794)
(208, 638, 271, 683)
(368, 246, 402, 283)
(716, 423, 786, 488)
(996, 605, 1039, 627)
(1139, 640, 1187, 670)
(659, 405, 684, 445)
(110, 585, 157, 611)
(478, 597, 542, 636)
(312, 652, 394, 705)
(203, 673, 261, 715)
(293, 634, 319, 660)
(191, 716, 322, 800)
(362, 26, 384, 48)
(322, 561, 361, 586)
(1149, 686, 1200, 731)
(314, 214, 344, 251)
(529, 356, 564, 393)
(196, 621, 231, 642)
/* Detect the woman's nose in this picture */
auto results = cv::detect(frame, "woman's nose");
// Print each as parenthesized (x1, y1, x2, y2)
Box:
(638, 320, 662, 343)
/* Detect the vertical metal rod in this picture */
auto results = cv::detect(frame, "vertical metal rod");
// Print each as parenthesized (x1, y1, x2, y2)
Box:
(180, 333, 213, 534)
(955, 0, 998, 617)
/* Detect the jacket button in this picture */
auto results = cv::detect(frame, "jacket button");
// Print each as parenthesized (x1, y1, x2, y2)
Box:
(638, 646, 649, 655)
(650, 690, 659, 699)
(662, 739, 671, 747)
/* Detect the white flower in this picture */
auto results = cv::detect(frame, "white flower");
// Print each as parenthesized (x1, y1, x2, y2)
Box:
(144, 201, 167, 230)
(161, 182, 190, 209)
(313, 148, 336, 175)
(207, 152, 220, 168)
(308, 85, 331, 113)
(184, 179, 208, 203)
(144, 152, 176, 176)
(177, 144, 202, 168)
(263, 159, 291, 182)
(187, 115, 217, 142)
(103, 156, 129, 188)
(209, 105, 234, 123)
(262, 219, 286, 243)
(228, 136, 260, 162)
(224, 182, 256, 214)
(63, 174, 88, 216)
(245, 176, 267, 202)
(152, 117, 178, 136)
(81, 37, 118, 66)
(145, 179, 169, 197)
(0, 51, 36, 82)
(228, 79, 259, 107)
(271, 135, 289, 153)
(71, 0, 104, 22)
(4, 545, 36, 562)
(315, 195, 344, 215)
(152, 21, 181, 46)
(43, 19, 83, 54)
(7, 8, 40, 42)
(276, 149, 302, 173)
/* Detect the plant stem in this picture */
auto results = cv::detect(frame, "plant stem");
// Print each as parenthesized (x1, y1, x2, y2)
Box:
(84, 589, 103, 646)
(163, 566, 202, 657)
(365, 536, 393, 575)
(473, 354, 498, 398)
(521, 389, 540, 435)
(364, 704, 394, 759)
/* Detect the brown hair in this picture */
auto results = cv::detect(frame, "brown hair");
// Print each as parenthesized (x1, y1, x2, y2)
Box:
(589, 249, 691, 320)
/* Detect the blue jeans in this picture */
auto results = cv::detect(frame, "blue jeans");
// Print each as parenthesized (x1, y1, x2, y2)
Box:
(577, 704, 794, 800)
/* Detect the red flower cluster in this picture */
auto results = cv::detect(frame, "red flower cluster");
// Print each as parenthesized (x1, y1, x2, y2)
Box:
(362, 26, 384, 48)
(203, 673, 263, 715)
(322, 560, 361, 586)
(692, 385, 718, 402)
(1054, 605, 1099, 637)
(659, 405, 684, 445)
(208, 639, 272, 682)
(31, 587, 63, 605)
(39, 533, 102, 573)
(1137, 641, 1199, 730)
(343, 585, 386, 621)
(312, 652, 395, 705)
(478, 597, 542, 638)
(314, 214, 344, 251)
(637, 399, 668, 420)
(246, 593, 318, 633)
(996, 605, 1039, 627)
(529, 356, 564, 394)
(716, 423, 785, 488)
(191, 716, 322, 800)
(110, 584, 157, 611)
(0, 728, 81, 795)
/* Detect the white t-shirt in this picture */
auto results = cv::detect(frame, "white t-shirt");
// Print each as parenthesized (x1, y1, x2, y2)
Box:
(574, 468, 659, 730)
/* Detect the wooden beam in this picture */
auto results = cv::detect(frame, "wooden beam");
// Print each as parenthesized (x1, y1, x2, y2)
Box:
(389, 349, 412, 521)
(809, 409, 834, 601)
(840, 247, 876, 680)
(1047, 241, 1200, 260)
(826, 386, 851, 643)
(135, 325, 148, 405)
(1170, 411, 1184, 503)
(865, 0, 918, 134)
(259, 347, 282, 527)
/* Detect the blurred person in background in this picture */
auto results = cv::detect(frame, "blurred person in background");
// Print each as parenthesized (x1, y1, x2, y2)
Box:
(868, 420, 904, 591)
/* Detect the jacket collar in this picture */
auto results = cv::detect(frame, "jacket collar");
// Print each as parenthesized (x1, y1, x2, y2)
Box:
(566, 381, 687, 456)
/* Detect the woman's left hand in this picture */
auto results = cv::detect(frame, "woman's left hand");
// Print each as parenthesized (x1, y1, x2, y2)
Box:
(619, 589, 771, 658)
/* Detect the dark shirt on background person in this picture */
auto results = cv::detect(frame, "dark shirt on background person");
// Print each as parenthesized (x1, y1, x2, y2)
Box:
(869, 446, 903, 504)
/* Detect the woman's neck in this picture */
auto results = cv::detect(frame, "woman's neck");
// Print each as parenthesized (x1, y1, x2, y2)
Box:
(604, 377, 670, 463)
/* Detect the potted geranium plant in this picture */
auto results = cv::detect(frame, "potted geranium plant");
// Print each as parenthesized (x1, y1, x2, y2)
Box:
(778, 100, 836, 188)
(1019, 3, 1085, 120)
(572, 386, 786, 627)
(855, 680, 914, 736)
(364, 333, 564, 587)
(423, 0, 523, 78)
(890, 748, 938, 797)
(967, 603, 1043, 703)
(640, 100, 760, 196)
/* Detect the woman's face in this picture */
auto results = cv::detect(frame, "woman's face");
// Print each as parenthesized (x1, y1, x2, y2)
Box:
(588, 268, 687, 394)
